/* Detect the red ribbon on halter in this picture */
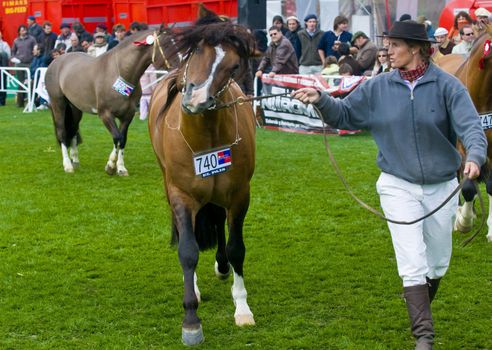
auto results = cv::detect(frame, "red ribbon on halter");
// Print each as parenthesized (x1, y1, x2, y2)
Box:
(133, 34, 155, 46)
(479, 39, 491, 70)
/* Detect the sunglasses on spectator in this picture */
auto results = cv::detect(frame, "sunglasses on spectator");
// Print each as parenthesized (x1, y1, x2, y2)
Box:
(378, 54, 387, 57)
(463, 32, 474, 36)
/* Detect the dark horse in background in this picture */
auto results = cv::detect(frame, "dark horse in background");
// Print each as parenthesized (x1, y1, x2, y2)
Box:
(148, 7, 257, 346)
(45, 29, 178, 175)
(438, 25, 492, 242)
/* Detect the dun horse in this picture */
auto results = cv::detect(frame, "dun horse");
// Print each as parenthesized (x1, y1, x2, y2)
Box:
(148, 9, 256, 345)
(438, 27, 492, 241)
(45, 29, 177, 175)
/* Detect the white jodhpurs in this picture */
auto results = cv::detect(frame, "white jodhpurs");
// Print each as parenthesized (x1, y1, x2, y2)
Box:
(376, 172, 459, 287)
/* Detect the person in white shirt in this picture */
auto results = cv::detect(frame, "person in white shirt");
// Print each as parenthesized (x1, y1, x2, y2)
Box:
(451, 25, 475, 55)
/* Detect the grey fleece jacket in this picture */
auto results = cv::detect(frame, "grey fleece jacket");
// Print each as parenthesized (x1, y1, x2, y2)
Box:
(315, 63, 487, 184)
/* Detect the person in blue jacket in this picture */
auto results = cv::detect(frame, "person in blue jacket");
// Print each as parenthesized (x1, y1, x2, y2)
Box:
(292, 21, 487, 350)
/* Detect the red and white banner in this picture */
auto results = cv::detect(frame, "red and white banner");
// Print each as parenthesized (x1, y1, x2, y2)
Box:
(258, 74, 365, 134)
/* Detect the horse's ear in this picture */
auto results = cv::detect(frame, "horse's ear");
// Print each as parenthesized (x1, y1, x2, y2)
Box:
(198, 3, 215, 19)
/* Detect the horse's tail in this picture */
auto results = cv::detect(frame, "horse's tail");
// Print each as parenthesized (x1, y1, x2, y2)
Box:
(52, 97, 82, 145)
(170, 203, 226, 251)
(63, 100, 83, 145)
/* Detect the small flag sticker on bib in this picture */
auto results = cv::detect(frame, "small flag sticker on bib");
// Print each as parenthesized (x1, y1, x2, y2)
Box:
(193, 147, 232, 177)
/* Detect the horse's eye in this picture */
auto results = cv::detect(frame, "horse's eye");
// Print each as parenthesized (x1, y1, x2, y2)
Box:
(232, 64, 240, 72)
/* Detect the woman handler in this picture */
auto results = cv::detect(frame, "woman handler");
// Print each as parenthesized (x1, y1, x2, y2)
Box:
(292, 21, 487, 350)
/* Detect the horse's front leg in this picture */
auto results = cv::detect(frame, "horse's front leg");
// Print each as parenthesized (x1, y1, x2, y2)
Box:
(101, 113, 123, 176)
(454, 179, 477, 232)
(226, 193, 255, 326)
(114, 115, 133, 176)
(172, 198, 204, 346)
(485, 175, 492, 242)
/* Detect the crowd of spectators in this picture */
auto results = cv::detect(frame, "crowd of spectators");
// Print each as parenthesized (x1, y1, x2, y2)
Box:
(0, 16, 150, 108)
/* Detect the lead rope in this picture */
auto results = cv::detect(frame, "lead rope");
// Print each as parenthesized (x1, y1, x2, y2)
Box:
(311, 104, 485, 246)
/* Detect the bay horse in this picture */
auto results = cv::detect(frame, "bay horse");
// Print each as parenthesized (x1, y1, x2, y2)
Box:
(437, 27, 492, 241)
(148, 9, 256, 346)
(45, 28, 178, 175)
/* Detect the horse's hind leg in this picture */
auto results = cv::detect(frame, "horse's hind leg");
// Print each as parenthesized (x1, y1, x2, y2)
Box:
(226, 194, 255, 326)
(214, 206, 231, 279)
(51, 97, 75, 173)
(100, 113, 122, 176)
(454, 179, 477, 232)
(69, 107, 82, 168)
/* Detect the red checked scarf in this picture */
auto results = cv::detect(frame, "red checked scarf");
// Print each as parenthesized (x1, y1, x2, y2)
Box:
(399, 62, 429, 82)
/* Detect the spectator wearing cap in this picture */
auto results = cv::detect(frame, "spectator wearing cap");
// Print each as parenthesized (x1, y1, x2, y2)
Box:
(256, 26, 298, 78)
(87, 32, 108, 57)
(95, 23, 111, 42)
(55, 23, 72, 51)
(475, 7, 491, 25)
(318, 15, 353, 62)
(433, 27, 454, 55)
(399, 13, 412, 21)
(129, 21, 142, 36)
(452, 25, 475, 55)
(298, 14, 324, 74)
(352, 31, 377, 74)
(285, 16, 302, 60)
(272, 15, 288, 36)
(27, 15, 43, 43)
(38, 21, 57, 62)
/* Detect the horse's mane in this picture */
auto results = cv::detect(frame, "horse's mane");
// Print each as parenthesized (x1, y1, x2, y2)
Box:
(170, 9, 255, 71)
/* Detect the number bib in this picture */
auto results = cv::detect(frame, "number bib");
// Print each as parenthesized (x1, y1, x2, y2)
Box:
(479, 113, 492, 130)
(112, 76, 134, 97)
(193, 147, 232, 178)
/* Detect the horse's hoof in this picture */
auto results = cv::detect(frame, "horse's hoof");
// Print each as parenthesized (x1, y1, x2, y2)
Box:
(454, 218, 473, 233)
(64, 165, 74, 173)
(235, 314, 255, 326)
(486, 234, 492, 242)
(182, 325, 204, 346)
(117, 169, 129, 176)
(105, 164, 116, 176)
(215, 261, 231, 280)
(72, 161, 80, 169)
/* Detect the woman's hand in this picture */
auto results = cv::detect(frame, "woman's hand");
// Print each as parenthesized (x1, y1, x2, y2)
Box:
(291, 88, 321, 104)
(464, 161, 480, 180)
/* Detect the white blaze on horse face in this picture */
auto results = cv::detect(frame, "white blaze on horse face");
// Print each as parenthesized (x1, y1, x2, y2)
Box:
(188, 45, 226, 107)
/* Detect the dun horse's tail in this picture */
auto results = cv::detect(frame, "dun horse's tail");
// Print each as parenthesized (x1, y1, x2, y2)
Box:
(170, 203, 226, 251)
(52, 97, 82, 145)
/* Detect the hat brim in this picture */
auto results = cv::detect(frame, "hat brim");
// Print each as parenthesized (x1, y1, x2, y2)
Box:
(377, 34, 436, 43)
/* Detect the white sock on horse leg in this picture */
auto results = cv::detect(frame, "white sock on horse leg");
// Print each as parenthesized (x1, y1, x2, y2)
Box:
(61, 143, 74, 173)
(231, 271, 254, 326)
(116, 148, 128, 176)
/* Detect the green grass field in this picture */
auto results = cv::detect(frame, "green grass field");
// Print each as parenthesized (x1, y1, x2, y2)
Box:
(1, 103, 491, 349)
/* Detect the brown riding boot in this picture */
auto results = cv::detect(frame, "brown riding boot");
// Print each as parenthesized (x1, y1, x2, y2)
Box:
(426, 277, 441, 303)
(404, 284, 434, 350)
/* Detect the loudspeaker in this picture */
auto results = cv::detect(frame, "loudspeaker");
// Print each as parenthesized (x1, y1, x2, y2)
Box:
(238, 0, 266, 30)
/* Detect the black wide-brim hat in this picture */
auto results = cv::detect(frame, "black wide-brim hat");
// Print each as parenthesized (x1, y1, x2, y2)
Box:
(378, 21, 436, 43)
